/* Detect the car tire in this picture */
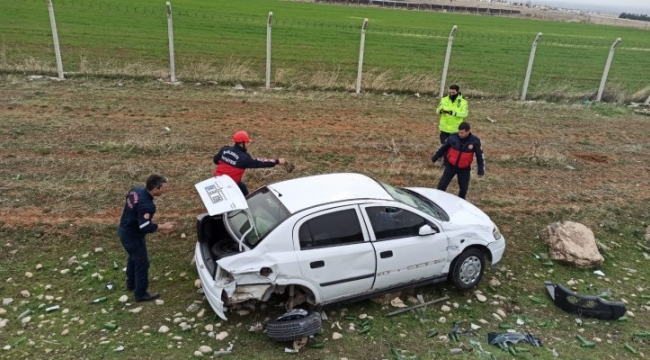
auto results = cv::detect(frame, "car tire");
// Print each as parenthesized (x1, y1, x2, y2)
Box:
(450, 248, 485, 290)
(266, 309, 322, 342)
(211, 239, 239, 258)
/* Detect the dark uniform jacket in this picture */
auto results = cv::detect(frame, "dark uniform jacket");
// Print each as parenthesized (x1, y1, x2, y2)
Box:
(432, 133, 485, 175)
(118, 187, 157, 239)
(213, 144, 278, 183)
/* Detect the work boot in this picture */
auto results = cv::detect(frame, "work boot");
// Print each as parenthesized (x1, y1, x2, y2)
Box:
(135, 292, 160, 302)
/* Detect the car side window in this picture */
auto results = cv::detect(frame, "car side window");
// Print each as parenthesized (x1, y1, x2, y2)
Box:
(366, 206, 427, 241)
(299, 209, 364, 249)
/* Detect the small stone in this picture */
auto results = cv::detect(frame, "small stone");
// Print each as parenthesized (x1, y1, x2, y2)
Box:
(578, 328, 585, 333)
(61, 329, 69, 335)
(471, 323, 481, 330)
(441, 305, 451, 312)
(622, 299, 629, 304)
(492, 313, 503, 322)
(626, 311, 635, 318)
(198, 345, 212, 354)
(36, 264, 43, 270)
(21, 316, 31, 324)
(95, 247, 104, 253)
(567, 279, 577, 286)
(332, 332, 343, 340)
(479, 319, 489, 324)
(155, 299, 164, 306)
(3, 345, 11, 351)
(119, 295, 128, 303)
(237, 310, 249, 316)
(0, 308, 5, 315)
(45, 285, 53, 291)
(205, 324, 214, 332)
(62, 308, 69, 314)
(438, 316, 447, 324)
(25, 272, 33, 279)
(60, 269, 70, 275)
(497, 309, 507, 318)
(593, 337, 602, 343)
(129, 307, 143, 314)
(186, 303, 200, 313)
(67, 256, 79, 265)
(2, 298, 13, 306)
(438, 335, 449, 342)
(216, 331, 229, 340)
(489, 278, 501, 287)
(194, 279, 202, 289)
(358, 314, 368, 319)
(476, 294, 487, 303)
(181, 233, 187, 239)
(193, 351, 203, 357)
(45, 295, 54, 301)
(158, 325, 170, 333)
(452, 302, 459, 309)
(20, 290, 30, 298)
(115, 346, 124, 352)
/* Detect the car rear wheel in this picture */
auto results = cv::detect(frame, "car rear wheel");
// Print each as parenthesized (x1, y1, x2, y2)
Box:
(450, 248, 485, 290)
(266, 309, 322, 342)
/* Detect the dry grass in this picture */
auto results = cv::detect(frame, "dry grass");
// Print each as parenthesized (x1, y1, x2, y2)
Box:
(2, 76, 650, 359)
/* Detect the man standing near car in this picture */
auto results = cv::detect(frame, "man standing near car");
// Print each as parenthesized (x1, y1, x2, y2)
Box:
(436, 84, 468, 144)
(431, 122, 484, 200)
(213, 130, 287, 196)
(118, 174, 176, 302)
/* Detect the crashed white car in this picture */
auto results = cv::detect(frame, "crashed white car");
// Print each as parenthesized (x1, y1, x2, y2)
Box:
(194, 173, 506, 320)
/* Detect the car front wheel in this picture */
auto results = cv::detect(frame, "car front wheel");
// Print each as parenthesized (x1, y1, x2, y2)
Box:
(450, 248, 485, 290)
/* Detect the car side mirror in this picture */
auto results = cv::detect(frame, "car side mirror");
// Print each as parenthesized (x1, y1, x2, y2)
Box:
(419, 225, 437, 236)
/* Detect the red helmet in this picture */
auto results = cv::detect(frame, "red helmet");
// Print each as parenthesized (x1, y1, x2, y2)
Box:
(232, 131, 251, 143)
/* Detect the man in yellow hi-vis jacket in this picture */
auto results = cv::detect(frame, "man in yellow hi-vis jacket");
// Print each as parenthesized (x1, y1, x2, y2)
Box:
(436, 84, 468, 144)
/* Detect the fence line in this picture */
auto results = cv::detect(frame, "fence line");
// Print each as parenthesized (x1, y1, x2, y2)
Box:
(46, 0, 64, 80)
(3, 0, 649, 101)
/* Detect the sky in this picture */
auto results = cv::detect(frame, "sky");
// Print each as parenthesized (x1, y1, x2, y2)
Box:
(530, 0, 650, 15)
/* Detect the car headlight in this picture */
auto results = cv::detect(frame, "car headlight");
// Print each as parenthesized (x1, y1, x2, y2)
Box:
(492, 225, 503, 240)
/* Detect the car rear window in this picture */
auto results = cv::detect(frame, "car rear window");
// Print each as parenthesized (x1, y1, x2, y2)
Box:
(299, 209, 364, 249)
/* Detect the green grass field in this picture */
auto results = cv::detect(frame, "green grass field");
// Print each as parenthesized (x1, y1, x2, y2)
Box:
(2, 0, 650, 99)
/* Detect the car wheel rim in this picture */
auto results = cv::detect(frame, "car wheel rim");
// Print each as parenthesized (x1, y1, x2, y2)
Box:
(459, 256, 481, 285)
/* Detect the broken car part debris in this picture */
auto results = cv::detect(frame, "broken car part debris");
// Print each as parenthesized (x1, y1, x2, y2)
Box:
(545, 281, 626, 320)
(487, 332, 542, 347)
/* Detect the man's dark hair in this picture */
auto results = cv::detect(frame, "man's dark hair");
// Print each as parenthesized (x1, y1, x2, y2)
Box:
(449, 84, 460, 92)
(146, 174, 168, 191)
(458, 121, 471, 131)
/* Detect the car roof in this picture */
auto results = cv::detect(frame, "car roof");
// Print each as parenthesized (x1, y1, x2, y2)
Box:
(268, 173, 393, 214)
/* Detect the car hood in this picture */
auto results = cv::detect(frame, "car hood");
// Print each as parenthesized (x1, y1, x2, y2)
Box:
(406, 187, 492, 226)
(195, 176, 249, 216)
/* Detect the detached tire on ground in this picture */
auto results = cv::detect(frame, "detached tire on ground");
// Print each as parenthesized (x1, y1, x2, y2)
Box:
(266, 309, 322, 342)
(450, 248, 486, 290)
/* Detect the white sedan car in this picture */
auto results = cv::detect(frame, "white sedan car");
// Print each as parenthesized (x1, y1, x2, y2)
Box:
(194, 173, 505, 320)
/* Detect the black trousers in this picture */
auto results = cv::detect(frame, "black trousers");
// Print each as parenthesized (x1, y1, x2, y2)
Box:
(237, 181, 249, 196)
(439, 131, 452, 145)
(119, 234, 150, 299)
(437, 164, 471, 199)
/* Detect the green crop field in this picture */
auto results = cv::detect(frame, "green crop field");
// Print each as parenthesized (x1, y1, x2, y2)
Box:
(2, 0, 650, 99)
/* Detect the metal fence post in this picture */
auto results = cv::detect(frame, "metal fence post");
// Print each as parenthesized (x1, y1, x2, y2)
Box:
(521, 32, 542, 101)
(596, 37, 621, 102)
(47, 0, 64, 79)
(166, 2, 176, 83)
(266, 12, 273, 89)
(439, 25, 457, 98)
(356, 18, 368, 94)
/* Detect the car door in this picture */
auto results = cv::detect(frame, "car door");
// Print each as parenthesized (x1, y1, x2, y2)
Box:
(361, 204, 449, 291)
(293, 206, 376, 302)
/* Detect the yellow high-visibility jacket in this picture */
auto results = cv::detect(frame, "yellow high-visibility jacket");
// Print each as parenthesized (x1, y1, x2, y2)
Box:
(436, 94, 468, 134)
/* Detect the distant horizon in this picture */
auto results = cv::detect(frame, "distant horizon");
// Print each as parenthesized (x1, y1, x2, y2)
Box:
(527, 0, 650, 16)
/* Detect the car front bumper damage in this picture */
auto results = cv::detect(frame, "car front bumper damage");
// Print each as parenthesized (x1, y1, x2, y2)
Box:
(488, 237, 506, 268)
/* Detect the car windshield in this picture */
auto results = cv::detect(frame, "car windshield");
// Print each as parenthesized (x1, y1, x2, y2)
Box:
(380, 182, 448, 221)
(226, 187, 290, 247)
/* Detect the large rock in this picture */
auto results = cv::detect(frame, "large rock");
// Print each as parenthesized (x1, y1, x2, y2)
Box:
(541, 221, 604, 267)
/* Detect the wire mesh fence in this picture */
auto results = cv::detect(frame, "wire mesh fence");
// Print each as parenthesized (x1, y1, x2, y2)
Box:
(1, 0, 649, 101)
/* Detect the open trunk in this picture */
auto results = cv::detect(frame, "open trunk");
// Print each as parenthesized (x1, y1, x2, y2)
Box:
(196, 214, 245, 278)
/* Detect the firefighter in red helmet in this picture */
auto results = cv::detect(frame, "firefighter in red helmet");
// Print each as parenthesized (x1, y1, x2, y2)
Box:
(213, 131, 286, 196)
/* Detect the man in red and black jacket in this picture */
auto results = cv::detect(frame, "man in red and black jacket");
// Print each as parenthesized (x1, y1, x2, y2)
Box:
(431, 122, 485, 200)
(213, 130, 286, 196)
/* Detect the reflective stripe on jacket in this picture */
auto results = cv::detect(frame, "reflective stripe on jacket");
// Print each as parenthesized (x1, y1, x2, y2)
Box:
(118, 187, 157, 238)
(436, 94, 468, 134)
